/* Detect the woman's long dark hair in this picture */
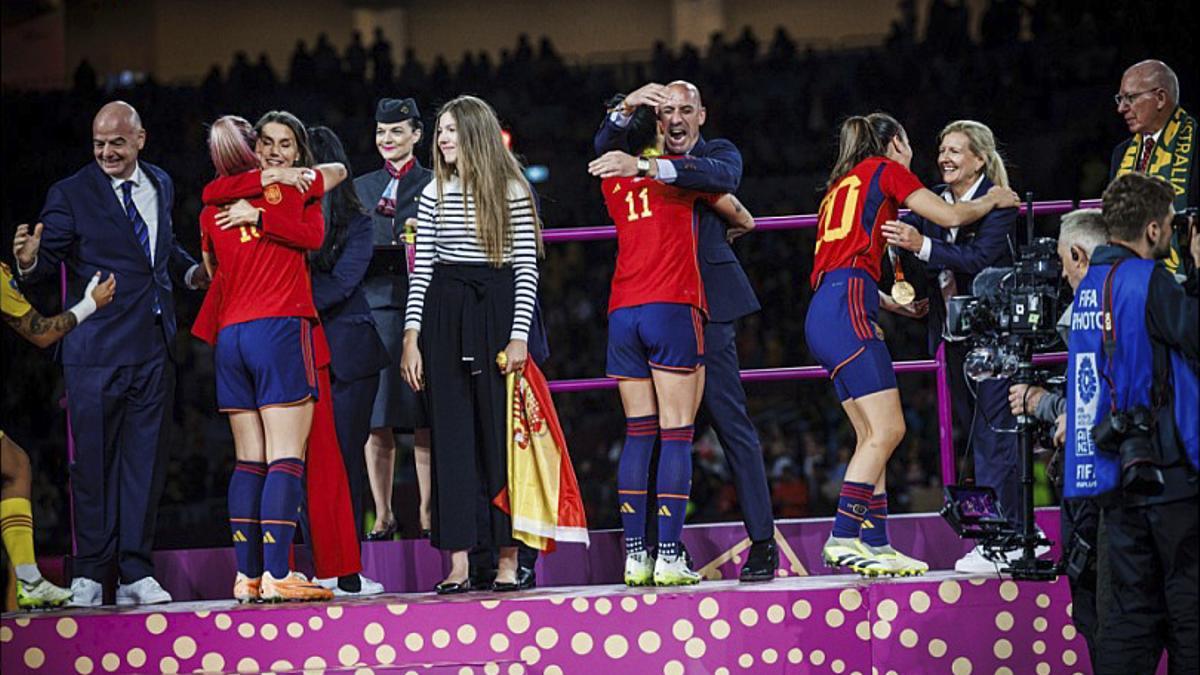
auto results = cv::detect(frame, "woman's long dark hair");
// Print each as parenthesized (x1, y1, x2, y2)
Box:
(826, 112, 905, 189)
(255, 110, 315, 167)
(308, 126, 366, 273)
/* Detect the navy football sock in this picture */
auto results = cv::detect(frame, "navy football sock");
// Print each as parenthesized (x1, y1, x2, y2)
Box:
(861, 492, 890, 546)
(618, 415, 658, 553)
(260, 458, 306, 579)
(656, 425, 694, 555)
(228, 461, 266, 577)
(832, 481, 874, 539)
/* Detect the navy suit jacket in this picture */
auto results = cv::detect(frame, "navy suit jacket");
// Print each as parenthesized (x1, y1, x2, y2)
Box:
(312, 212, 392, 383)
(26, 161, 196, 365)
(594, 119, 760, 322)
(900, 176, 1016, 353)
(353, 161, 433, 310)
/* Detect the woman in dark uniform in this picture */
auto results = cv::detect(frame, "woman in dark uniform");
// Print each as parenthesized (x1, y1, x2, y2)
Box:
(353, 98, 434, 539)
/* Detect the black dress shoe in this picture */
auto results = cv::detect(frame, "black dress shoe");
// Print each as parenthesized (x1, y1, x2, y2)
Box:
(516, 566, 536, 590)
(366, 519, 397, 541)
(434, 578, 472, 595)
(491, 579, 521, 592)
(740, 540, 779, 582)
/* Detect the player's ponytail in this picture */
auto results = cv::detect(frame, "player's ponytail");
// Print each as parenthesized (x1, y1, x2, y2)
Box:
(827, 112, 905, 189)
(208, 115, 258, 177)
(939, 120, 1009, 189)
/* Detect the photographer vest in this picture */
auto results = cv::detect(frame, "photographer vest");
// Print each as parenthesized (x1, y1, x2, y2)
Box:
(1066, 258, 1200, 498)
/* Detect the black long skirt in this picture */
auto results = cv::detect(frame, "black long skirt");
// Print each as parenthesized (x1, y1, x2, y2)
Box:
(419, 263, 516, 551)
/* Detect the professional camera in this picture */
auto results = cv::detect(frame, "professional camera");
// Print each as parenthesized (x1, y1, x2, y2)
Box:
(1092, 406, 1163, 496)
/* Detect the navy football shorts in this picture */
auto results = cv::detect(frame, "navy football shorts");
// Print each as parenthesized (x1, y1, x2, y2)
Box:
(805, 268, 897, 401)
(215, 317, 318, 411)
(606, 303, 705, 379)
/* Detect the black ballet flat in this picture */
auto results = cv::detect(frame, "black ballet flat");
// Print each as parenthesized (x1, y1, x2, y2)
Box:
(420, 528, 432, 539)
(434, 579, 472, 595)
(491, 579, 521, 593)
(366, 519, 397, 541)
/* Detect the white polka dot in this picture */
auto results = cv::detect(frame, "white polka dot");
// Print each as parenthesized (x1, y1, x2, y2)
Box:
(13, 617, 30, 627)
(939, 580, 962, 604)
(1063, 650, 1078, 666)
(929, 639, 948, 658)
(856, 621, 871, 641)
(304, 656, 327, 670)
(840, 588, 863, 611)
(873, 620, 892, 639)
(507, 610, 531, 634)
(672, 618, 694, 640)
(173, 636, 197, 659)
(1036, 663, 1051, 675)
(739, 607, 759, 627)
(387, 603, 408, 615)
(638, 630, 661, 654)
(763, 648, 779, 665)
(235, 658, 258, 674)
(544, 667, 563, 675)
(75, 656, 94, 674)
(362, 622, 385, 645)
(952, 656, 973, 675)
(1036, 593, 1051, 608)
(621, 597, 638, 612)
(326, 606, 344, 619)
(159, 656, 179, 674)
(715, 668, 730, 675)
(643, 593, 658, 605)
(999, 581, 1020, 602)
(910, 590, 931, 613)
(308, 616, 324, 631)
(23, 647, 45, 669)
(1033, 640, 1046, 654)
(215, 614, 232, 630)
(0, 626, 12, 643)
(698, 597, 720, 620)
(145, 614, 168, 635)
(663, 660, 685, 675)
(810, 649, 826, 666)
(788, 648, 803, 664)
(831, 658, 845, 673)
(489, 633, 508, 652)
(994, 639, 1013, 659)
(270, 660, 294, 672)
(1063, 623, 1078, 641)
(101, 653, 120, 672)
(594, 597, 613, 615)
(604, 635, 629, 659)
(709, 619, 730, 640)
(484, 664, 501, 675)
(260, 623, 278, 641)
(432, 629, 451, 648)
(376, 645, 396, 664)
(738, 653, 754, 668)
(792, 599, 812, 619)
(520, 645, 541, 665)
(826, 608, 846, 627)
(685, 637, 706, 659)
(508, 664, 526, 675)
(338, 644, 359, 667)
(995, 668, 1014, 675)
(1034, 617, 1048, 632)
(458, 624, 478, 644)
(56, 618, 79, 639)
(571, 597, 589, 612)
(900, 629, 919, 647)
(766, 604, 785, 624)
(877, 599, 899, 621)
(536, 627, 559, 649)
(126, 648, 146, 669)
(995, 610, 1014, 631)
(200, 653, 224, 672)
(237, 623, 255, 639)
(571, 632, 593, 655)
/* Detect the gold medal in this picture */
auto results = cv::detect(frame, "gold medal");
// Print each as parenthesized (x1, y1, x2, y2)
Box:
(891, 280, 916, 305)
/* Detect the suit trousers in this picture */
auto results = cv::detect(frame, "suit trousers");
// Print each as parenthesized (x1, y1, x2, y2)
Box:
(64, 346, 172, 583)
(701, 320, 773, 542)
(969, 377, 1023, 528)
(1096, 496, 1198, 675)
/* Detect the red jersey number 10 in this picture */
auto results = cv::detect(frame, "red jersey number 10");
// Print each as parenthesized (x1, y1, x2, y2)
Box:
(624, 187, 653, 222)
(815, 174, 862, 255)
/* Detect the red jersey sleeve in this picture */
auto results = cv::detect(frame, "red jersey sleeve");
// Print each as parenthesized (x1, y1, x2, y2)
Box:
(261, 184, 325, 251)
(880, 160, 925, 205)
(202, 170, 264, 205)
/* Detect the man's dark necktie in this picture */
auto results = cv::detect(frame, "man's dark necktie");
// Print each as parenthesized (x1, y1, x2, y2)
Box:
(1137, 137, 1156, 172)
(121, 181, 161, 315)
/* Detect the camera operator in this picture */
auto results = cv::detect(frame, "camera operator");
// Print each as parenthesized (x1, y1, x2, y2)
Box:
(1066, 173, 1198, 674)
(1007, 208, 1107, 663)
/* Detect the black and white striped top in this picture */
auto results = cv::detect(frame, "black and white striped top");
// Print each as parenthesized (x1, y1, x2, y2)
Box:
(404, 176, 539, 342)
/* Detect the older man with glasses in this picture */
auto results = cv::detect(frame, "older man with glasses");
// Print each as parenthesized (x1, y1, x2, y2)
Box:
(1110, 59, 1198, 278)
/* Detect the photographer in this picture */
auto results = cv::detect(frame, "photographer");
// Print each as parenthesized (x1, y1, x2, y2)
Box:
(1008, 208, 1107, 663)
(1066, 173, 1198, 674)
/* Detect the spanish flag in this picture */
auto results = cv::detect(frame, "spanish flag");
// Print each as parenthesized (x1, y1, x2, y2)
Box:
(493, 358, 589, 551)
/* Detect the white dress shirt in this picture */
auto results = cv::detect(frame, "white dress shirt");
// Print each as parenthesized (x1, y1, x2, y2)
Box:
(917, 172, 987, 260)
(113, 164, 159, 264)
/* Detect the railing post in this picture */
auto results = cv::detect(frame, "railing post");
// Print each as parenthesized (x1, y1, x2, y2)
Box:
(935, 342, 957, 486)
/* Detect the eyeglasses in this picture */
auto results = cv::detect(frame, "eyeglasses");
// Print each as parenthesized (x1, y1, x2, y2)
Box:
(1113, 88, 1162, 106)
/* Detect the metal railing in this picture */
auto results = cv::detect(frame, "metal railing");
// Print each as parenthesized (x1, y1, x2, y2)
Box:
(543, 198, 1098, 485)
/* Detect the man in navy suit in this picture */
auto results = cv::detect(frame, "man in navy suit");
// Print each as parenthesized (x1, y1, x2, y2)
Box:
(590, 81, 777, 581)
(14, 101, 206, 606)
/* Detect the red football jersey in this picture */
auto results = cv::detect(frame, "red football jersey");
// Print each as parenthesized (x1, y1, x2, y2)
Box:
(198, 171, 326, 330)
(810, 157, 924, 288)
(602, 175, 717, 314)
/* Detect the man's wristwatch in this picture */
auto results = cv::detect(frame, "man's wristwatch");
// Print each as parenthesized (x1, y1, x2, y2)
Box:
(636, 156, 651, 178)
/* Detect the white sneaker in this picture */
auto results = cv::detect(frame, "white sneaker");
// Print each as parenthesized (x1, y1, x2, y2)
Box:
(116, 577, 172, 606)
(653, 553, 701, 586)
(67, 577, 102, 607)
(954, 545, 1007, 574)
(624, 551, 654, 587)
(315, 574, 385, 596)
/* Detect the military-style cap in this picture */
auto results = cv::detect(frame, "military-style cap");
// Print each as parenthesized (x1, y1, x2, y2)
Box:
(376, 98, 419, 124)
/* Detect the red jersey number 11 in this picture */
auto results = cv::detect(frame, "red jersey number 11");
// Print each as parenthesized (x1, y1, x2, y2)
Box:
(624, 187, 653, 222)
(815, 174, 862, 255)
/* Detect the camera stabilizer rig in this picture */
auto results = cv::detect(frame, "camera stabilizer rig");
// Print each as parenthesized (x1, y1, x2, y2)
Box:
(939, 192, 1059, 581)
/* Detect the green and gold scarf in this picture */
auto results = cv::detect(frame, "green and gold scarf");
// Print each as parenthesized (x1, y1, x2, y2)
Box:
(1116, 106, 1196, 273)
